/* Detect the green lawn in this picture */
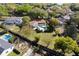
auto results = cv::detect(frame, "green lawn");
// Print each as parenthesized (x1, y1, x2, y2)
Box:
(19, 25, 56, 47)
(8, 51, 18, 56)
(36, 32, 54, 47)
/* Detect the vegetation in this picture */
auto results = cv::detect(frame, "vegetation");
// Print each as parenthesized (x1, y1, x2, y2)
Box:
(15, 4, 33, 16)
(65, 22, 77, 39)
(8, 51, 19, 56)
(0, 5, 9, 16)
(0, 3, 79, 56)
(50, 17, 60, 26)
(29, 7, 48, 19)
(22, 16, 31, 25)
(54, 37, 79, 54)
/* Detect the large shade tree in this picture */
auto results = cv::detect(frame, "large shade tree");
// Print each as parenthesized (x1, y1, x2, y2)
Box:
(50, 17, 60, 26)
(15, 4, 33, 16)
(64, 21, 77, 39)
(22, 16, 31, 25)
(0, 5, 9, 16)
(54, 36, 79, 55)
(29, 7, 48, 19)
(71, 11, 79, 29)
(70, 4, 79, 11)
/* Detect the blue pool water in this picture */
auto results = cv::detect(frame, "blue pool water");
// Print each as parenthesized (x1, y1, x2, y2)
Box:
(2, 34, 12, 41)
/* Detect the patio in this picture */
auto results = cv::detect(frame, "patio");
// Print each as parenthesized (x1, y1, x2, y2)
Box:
(13, 37, 31, 55)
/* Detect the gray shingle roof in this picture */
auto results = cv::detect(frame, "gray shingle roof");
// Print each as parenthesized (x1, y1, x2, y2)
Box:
(0, 47, 4, 54)
(4, 17, 23, 25)
(0, 39, 13, 54)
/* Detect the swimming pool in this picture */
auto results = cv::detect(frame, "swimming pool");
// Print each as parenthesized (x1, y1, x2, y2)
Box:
(1, 34, 12, 41)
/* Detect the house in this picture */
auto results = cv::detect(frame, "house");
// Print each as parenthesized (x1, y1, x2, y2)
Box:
(3, 17, 23, 25)
(0, 39, 14, 56)
(63, 14, 70, 20)
(57, 14, 71, 25)
(30, 19, 48, 32)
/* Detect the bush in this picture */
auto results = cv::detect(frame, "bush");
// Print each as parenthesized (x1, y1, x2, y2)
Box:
(50, 17, 60, 26)
(22, 16, 31, 25)
(13, 49, 20, 54)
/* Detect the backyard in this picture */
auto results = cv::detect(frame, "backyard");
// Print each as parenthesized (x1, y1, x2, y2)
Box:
(8, 51, 18, 56)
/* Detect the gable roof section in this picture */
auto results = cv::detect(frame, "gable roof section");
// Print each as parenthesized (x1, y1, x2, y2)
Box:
(0, 47, 4, 54)
(0, 39, 13, 52)
(30, 19, 46, 26)
(4, 17, 23, 25)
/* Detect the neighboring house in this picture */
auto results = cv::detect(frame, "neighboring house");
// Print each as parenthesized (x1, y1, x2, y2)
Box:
(0, 39, 14, 56)
(57, 14, 71, 25)
(30, 19, 48, 32)
(3, 17, 23, 25)
(63, 14, 70, 20)
(64, 8, 74, 16)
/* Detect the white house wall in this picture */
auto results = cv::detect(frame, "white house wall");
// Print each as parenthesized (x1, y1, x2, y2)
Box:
(1, 46, 14, 56)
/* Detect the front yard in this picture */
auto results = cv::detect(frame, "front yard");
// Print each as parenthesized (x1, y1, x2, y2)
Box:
(8, 51, 18, 56)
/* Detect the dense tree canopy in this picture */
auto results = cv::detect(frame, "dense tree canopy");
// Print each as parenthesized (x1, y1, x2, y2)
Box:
(70, 4, 79, 11)
(22, 16, 31, 25)
(65, 22, 77, 39)
(29, 7, 48, 19)
(71, 12, 79, 28)
(54, 36, 79, 55)
(0, 5, 9, 16)
(15, 4, 33, 16)
(50, 17, 60, 26)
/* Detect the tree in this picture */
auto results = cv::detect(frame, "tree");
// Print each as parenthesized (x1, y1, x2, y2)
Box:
(65, 22, 77, 39)
(22, 16, 31, 25)
(31, 4, 43, 9)
(50, 17, 60, 26)
(71, 12, 79, 29)
(48, 5, 66, 17)
(29, 7, 48, 19)
(54, 36, 79, 55)
(0, 5, 9, 16)
(31, 4, 48, 9)
(6, 3, 17, 16)
(70, 4, 79, 11)
(16, 4, 33, 16)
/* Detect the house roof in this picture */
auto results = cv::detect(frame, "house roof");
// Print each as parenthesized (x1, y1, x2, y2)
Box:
(57, 15, 71, 24)
(63, 15, 70, 20)
(0, 39, 13, 54)
(30, 19, 46, 26)
(4, 17, 23, 25)
(0, 47, 4, 54)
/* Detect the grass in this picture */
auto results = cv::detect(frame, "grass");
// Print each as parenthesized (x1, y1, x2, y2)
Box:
(8, 51, 18, 56)
(4, 24, 20, 33)
(4, 24, 57, 50)
(37, 33, 53, 47)
(19, 25, 37, 41)
(19, 25, 56, 47)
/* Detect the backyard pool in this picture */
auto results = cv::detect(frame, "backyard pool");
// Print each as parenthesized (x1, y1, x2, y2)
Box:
(0, 34, 12, 41)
